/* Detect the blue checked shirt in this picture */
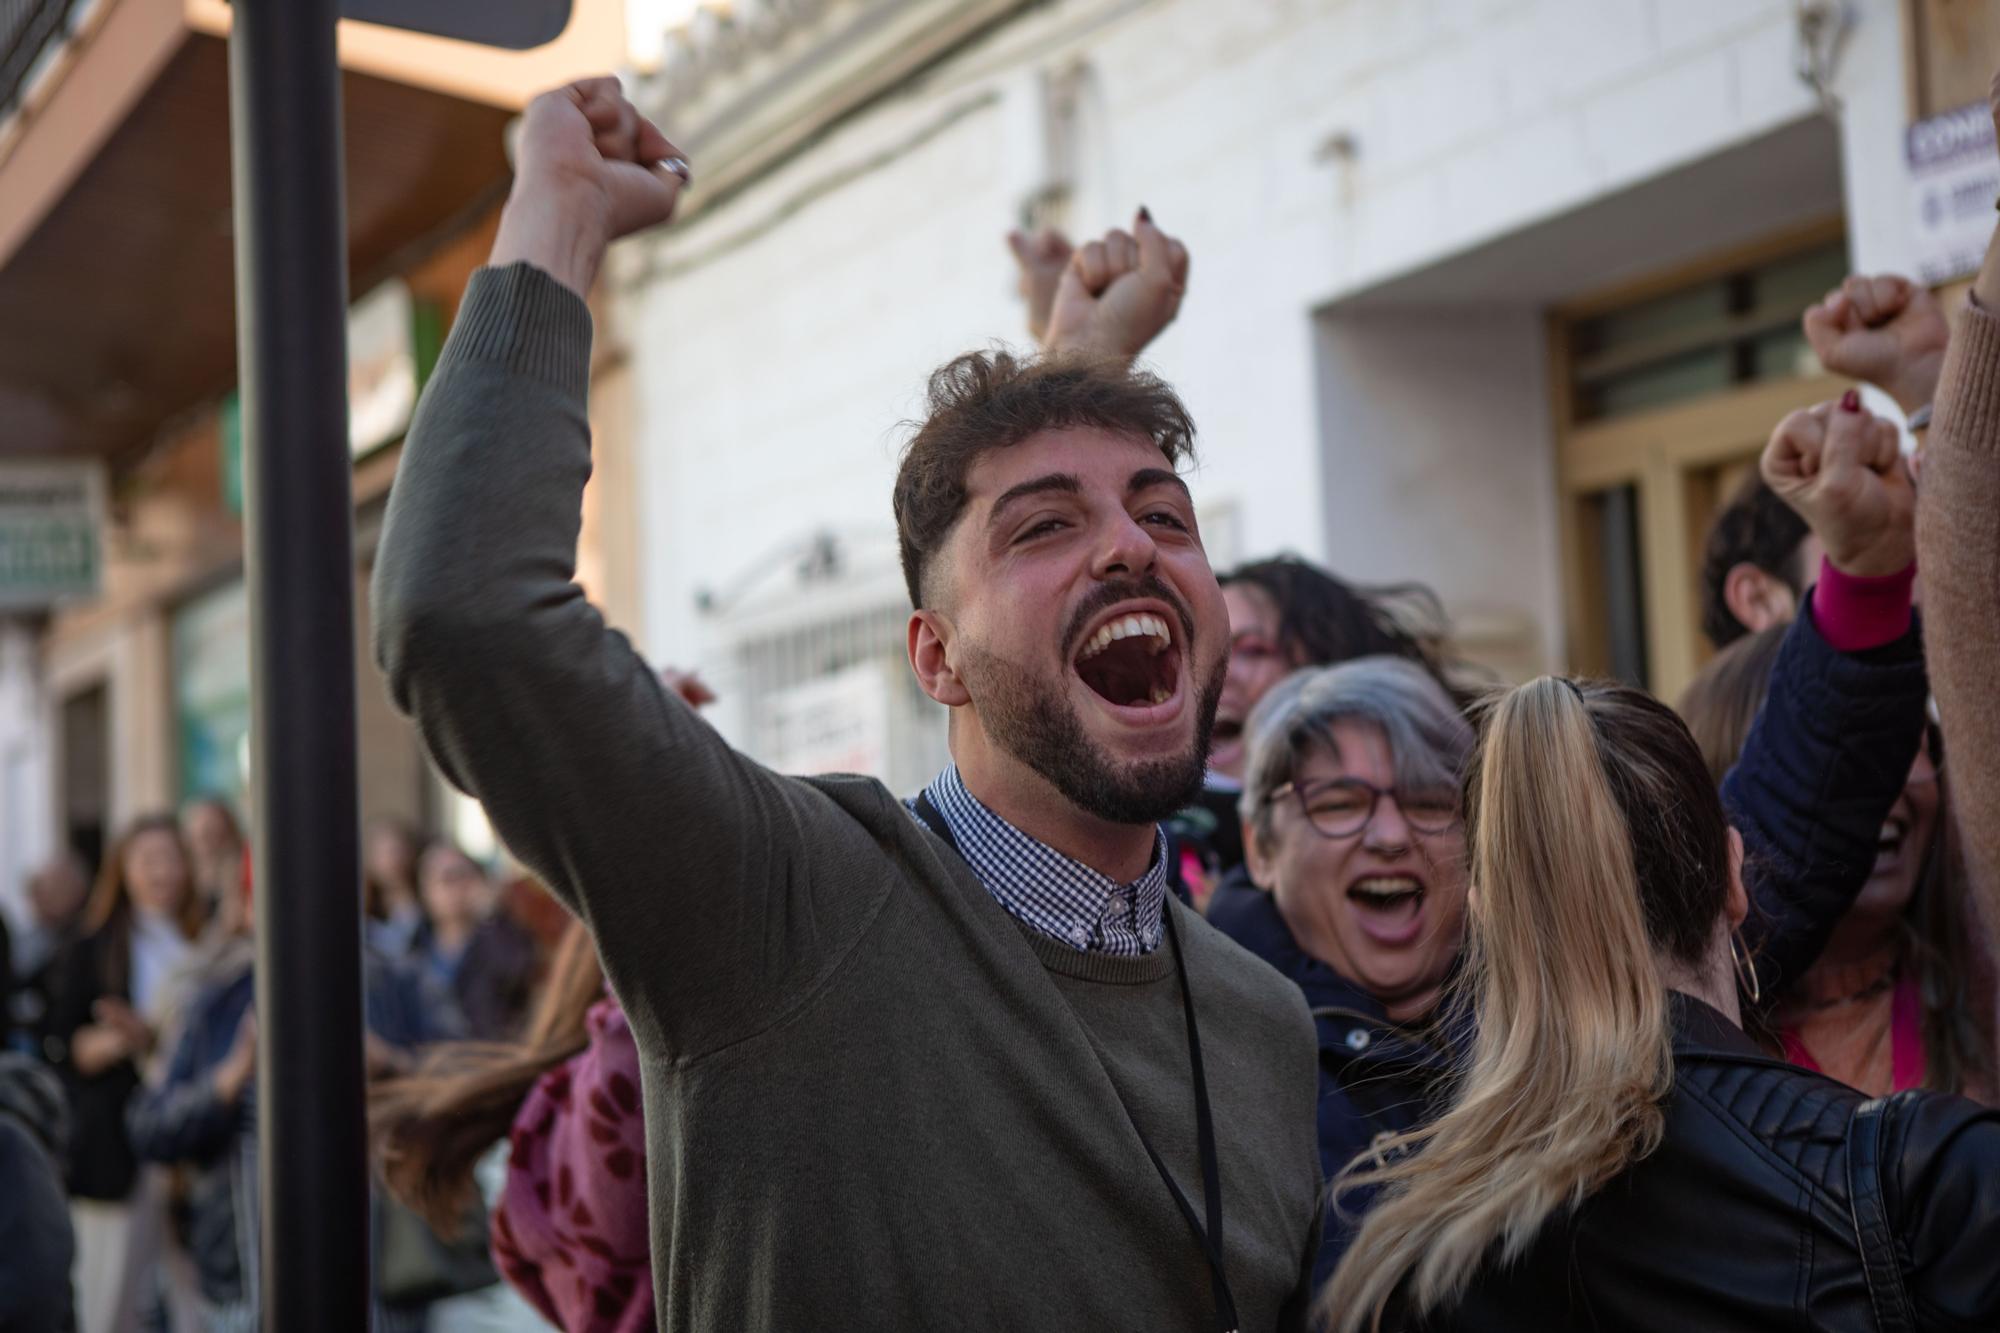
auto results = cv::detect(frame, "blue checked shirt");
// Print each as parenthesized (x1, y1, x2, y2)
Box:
(914, 764, 1169, 956)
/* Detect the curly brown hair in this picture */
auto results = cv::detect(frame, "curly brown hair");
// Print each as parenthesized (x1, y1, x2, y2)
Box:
(892, 349, 1198, 609)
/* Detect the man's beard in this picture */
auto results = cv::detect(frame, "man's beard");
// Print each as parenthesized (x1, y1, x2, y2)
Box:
(958, 640, 1225, 826)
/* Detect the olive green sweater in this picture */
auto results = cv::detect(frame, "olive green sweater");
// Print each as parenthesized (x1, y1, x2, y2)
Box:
(373, 264, 1322, 1332)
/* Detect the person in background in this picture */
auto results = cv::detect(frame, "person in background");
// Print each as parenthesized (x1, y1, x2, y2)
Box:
(39, 814, 204, 1333)
(1680, 626, 1993, 1101)
(181, 798, 246, 932)
(375, 921, 647, 1333)
(1187, 560, 1464, 903)
(366, 818, 429, 958)
(0, 1051, 76, 1331)
(413, 843, 539, 1043)
(1697, 475, 1820, 649)
(1222, 658, 1471, 1288)
(8, 852, 90, 1054)
(1321, 676, 2000, 1333)
(128, 868, 474, 1332)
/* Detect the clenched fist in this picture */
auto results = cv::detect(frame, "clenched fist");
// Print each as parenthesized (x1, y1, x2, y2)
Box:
(1007, 227, 1075, 344)
(1761, 392, 1915, 578)
(1043, 210, 1191, 361)
(491, 78, 689, 297)
(1802, 274, 1948, 415)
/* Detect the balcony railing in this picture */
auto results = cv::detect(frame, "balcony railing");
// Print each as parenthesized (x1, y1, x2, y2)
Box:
(1, 0, 88, 121)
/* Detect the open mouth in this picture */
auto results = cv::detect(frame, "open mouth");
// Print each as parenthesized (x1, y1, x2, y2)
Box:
(1212, 714, 1244, 745)
(1348, 875, 1427, 942)
(1073, 610, 1182, 710)
(1872, 817, 1908, 873)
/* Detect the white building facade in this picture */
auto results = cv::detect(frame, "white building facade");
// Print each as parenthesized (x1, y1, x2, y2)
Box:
(614, 0, 1978, 792)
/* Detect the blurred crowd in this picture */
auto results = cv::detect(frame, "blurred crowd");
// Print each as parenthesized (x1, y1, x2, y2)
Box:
(8, 71, 2000, 1333)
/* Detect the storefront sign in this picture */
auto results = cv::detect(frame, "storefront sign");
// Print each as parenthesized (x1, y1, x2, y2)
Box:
(0, 462, 105, 609)
(1908, 102, 2000, 285)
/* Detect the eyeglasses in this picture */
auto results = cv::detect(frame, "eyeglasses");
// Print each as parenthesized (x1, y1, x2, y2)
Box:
(1267, 777, 1461, 840)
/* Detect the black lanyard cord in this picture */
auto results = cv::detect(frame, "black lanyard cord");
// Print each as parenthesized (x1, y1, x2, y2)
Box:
(913, 793, 1238, 1332)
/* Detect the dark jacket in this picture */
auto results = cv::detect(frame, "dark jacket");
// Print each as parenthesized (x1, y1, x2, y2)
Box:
(126, 943, 460, 1307)
(0, 1054, 76, 1332)
(37, 924, 144, 1200)
(1406, 995, 2000, 1332)
(1210, 875, 1458, 1289)
(411, 912, 538, 1041)
(125, 961, 255, 1306)
(1211, 602, 1929, 1284)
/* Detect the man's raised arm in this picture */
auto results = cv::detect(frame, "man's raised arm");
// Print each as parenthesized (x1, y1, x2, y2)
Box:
(371, 81, 886, 1055)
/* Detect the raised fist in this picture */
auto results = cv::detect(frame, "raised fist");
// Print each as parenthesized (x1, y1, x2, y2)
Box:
(492, 77, 688, 295)
(1761, 391, 1915, 578)
(1802, 274, 1948, 415)
(1007, 227, 1074, 344)
(1043, 210, 1191, 361)
(659, 668, 716, 710)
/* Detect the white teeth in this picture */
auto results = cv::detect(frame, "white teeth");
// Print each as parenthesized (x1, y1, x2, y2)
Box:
(1077, 612, 1172, 661)
(1351, 877, 1422, 898)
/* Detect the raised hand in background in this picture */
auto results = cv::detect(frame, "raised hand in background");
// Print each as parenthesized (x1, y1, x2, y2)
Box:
(1006, 227, 1074, 344)
(1803, 274, 1949, 417)
(1038, 209, 1190, 362)
(1761, 390, 1914, 578)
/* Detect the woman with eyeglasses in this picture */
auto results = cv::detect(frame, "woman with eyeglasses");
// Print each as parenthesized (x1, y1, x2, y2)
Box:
(1221, 658, 1474, 1289)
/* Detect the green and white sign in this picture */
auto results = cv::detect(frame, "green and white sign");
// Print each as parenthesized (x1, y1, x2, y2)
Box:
(0, 461, 104, 609)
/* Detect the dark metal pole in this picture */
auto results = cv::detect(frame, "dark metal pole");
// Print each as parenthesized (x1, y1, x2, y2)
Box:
(225, 2, 369, 1329)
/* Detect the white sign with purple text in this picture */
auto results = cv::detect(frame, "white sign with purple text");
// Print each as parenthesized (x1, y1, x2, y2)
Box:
(1909, 102, 2000, 285)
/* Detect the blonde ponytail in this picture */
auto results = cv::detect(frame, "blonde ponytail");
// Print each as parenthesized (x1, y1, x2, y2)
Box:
(1320, 678, 1677, 1332)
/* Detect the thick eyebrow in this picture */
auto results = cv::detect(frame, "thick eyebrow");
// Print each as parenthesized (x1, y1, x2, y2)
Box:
(1127, 467, 1192, 502)
(986, 472, 1082, 529)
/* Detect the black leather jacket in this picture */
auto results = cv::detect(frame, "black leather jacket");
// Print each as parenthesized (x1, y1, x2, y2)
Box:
(1407, 995, 2000, 1332)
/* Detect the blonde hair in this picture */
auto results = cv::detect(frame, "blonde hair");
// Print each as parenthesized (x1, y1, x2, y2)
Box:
(1321, 678, 1730, 1331)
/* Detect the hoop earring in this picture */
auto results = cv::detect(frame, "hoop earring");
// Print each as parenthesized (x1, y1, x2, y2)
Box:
(1730, 930, 1762, 1007)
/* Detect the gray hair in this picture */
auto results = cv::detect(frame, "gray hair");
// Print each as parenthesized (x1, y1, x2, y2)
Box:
(1239, 656, 1475, 846)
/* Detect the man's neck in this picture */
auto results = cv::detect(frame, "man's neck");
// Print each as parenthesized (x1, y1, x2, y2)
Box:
(950, 748, 1158, 883)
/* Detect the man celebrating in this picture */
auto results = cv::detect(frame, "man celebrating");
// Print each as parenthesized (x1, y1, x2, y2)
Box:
(374, 79, 1321, 1330)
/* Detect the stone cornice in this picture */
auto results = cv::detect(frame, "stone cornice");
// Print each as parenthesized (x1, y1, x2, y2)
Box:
(635, 0, 1029, 220)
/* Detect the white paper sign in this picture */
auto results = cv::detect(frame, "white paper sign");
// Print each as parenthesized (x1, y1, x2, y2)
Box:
(0, 461, 105, 609)
(1908, 102, 2000, 286)
(763, 660, 892, 778)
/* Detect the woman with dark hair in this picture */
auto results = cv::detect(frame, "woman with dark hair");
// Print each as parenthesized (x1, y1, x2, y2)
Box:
(40, 813, 205, 1333)
(1322, 678, 2000, 1332)
(1680, 627, 1996, 1101)
(1184, 557, 1464, 906)
(374, 920, 650, 1331)
(1212, 558, 1458, 780)
(181, 796, 246, 932)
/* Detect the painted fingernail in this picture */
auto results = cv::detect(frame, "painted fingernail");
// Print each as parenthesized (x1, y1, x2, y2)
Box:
(1138, 205, 1152, 222)
(661, 157, 691, 182)
(1840, 388, 1861, 412)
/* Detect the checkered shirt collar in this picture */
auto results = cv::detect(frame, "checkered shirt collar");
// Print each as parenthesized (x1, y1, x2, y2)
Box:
(916, 763, 1169, 956)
